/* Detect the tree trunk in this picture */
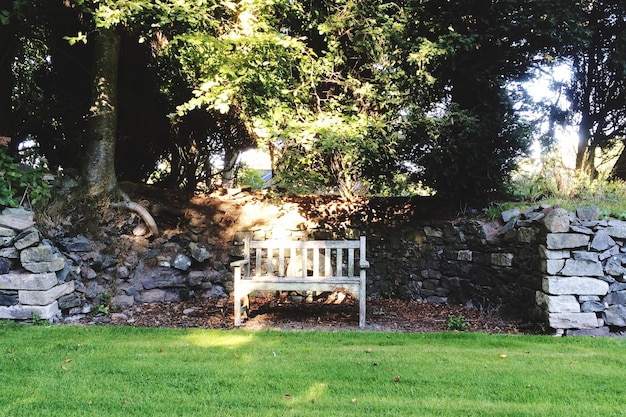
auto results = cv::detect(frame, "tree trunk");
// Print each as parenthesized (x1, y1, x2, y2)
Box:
(575, 113, 598, 179)
(82, 25, 121, 196)
(610, 143, 626, 180)
(221, 147, 239, 188)
(0, 1, 15, 139)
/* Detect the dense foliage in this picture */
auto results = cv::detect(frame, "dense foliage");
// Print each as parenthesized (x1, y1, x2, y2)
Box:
(1, 0, 624, 205)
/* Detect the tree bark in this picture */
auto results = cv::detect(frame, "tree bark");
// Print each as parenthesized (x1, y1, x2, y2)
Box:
(610, 142, 626, 180)
(0, 1, 15, 139)
(82, 25, 121, 196)
(221, 147, 239, 188)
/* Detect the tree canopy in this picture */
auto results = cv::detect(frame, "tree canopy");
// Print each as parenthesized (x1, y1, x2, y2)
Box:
(2, 0, 625, 207)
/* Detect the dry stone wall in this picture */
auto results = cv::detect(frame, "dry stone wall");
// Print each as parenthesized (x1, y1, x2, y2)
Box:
(2, 195, 626, 336)
(535, 206, 626, 336)
(0, 208, 73, 320)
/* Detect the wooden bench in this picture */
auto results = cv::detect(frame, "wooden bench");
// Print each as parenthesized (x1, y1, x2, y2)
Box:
(231, 236, 369, 327)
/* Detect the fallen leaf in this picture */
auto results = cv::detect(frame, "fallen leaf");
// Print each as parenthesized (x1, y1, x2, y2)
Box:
(64, 358, 73, 363)
(233, 353, 240, 359)
(500, 354, 508, 358)
(365, 348, 373, 353)
(351, 398, 357, 403)
(394, 376, 401, 383)
(311, 398, 317, 403)
(61, 365, 68, 370)
(283, 394, 292, 399)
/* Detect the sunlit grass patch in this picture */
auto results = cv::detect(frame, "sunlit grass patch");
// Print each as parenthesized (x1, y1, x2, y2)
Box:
(1, 325, 624, 417)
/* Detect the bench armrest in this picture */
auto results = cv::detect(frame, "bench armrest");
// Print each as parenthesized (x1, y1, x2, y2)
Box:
(360, 260, 370, 269)
(230, 259, 249, 268)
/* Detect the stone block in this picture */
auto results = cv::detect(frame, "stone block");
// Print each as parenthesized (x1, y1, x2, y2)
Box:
(19, 281, 74, 306)
(501, 207, 521, 223)
(0, 291, 18, 306)
(606, 226, 626, 239)
(579, 295, 600, 302)
(548, 312, 599, 329)
(543, 208, 571, 233)
(0, 247, 18, 259)
(423, 226, 443, 238)
(538, 246, 569, 260)
(22, 255, 66, 273)
(543, 276, 609, 296)
(559, 259, 603, 277)
(599, 245, 619, 261)
(590, 229, 616, 252)
(0, 214, 35, 232)
(536, 292, 580, 313)
(187, 271, 204, 287)
(58, 293, 81, 310)
(190, 243, 211, 262)
(546, 233, 589, 250)
(457, 249, 472, 261)
(604, 305, 626, 327)
(604, 290, 626, 305)
(2, 207, 34, 220)
(570, 225, 593, 235)
(542, 259, 565, 275)
(137, 289, 166, 303)
(13, 228, 40, 250)
(0, 272, 57, 290)
(20, 244, 51, 262)
(491, 253, 513, 267)
(580, 300, 605, 312)
(0, 258, 8, 274)
(576, 206, 601, 221)
(111, 294, 135, 308)
(604, 259, 626, 277)
(140, 268, 185, 289)
(571, 251, 598, 261)
(0, 301, 59, 320)
(172, 253, 192, 271)
(59, 235, 92, 252)
(566, 327, 610, 337)
(0, 226, 16, 237)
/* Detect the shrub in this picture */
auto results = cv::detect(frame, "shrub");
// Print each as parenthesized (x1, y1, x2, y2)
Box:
(0, 145, 51, 208)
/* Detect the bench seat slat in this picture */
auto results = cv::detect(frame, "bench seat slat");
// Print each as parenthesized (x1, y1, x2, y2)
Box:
(250, 240, 361, 249)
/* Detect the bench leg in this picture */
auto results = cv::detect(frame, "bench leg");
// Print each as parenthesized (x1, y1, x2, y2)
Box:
(234, 292, 250, 327)
(359, 296, 366, 328)
(234, 293, 242, 326)
(243, 294, 249, 319)
(359, 277, 366, 328)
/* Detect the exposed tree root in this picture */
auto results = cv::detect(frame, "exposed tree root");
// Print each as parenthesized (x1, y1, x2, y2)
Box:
(112, 191, 160, 236)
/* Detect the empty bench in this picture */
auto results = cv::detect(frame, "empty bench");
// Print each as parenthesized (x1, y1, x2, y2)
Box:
(231, 236, 369, 327)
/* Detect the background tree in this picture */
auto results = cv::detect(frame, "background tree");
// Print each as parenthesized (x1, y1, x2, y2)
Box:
(5, 0, 610, 208)
(568, 0, 626, 179)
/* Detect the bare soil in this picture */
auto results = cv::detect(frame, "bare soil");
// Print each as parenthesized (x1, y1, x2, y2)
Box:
(85, 294, 540, 334)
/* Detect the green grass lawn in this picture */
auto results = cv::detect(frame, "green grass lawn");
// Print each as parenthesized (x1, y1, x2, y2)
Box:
(1, 322, 625, 417)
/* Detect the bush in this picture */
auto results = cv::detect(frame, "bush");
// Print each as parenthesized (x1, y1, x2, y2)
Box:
(0, 146, 51, 208)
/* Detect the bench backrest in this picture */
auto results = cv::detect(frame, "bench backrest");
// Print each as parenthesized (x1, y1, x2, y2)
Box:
(240, 236, 366, 279)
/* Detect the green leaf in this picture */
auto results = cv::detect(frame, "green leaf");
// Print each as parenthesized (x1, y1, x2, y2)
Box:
(0, 10, 10, 25)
